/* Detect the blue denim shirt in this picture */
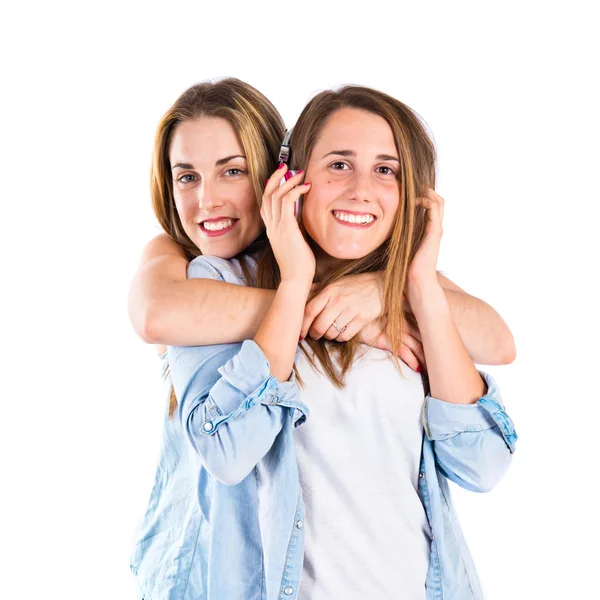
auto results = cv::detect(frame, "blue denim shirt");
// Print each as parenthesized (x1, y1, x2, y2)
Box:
(130, 256, 518, 600)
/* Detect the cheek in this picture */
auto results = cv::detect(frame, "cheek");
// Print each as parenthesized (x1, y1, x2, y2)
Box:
(381, 198, 400, 236)
(239, 189, 261, 226)
(174, 191, 197, 222)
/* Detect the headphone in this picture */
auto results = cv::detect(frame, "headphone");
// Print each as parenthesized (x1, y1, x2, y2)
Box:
(276, 129, 302, 219)
(277, 129, 293, 165)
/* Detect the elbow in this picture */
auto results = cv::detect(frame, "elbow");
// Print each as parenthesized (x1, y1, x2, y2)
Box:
(128, 288, 164, 344)
(501, 334, 517, 365)
(436, 429, 514, 493)
(211, 466, 249, 487)
(202, 453, 251, 486)
(469, 457, 512, 493)
(445, 453, 512, 493)
(185, 420, 253, 487)
(469, 439, 514, 493)
(489, 332, 517, 366)
(137, 307, 165, 344)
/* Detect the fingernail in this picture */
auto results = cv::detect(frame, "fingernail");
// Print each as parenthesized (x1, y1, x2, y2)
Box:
(278, 163, 285, 169)
(416, 365, 422, 373)
(299, 336, 304, 342)
(265, 179, 270, 185)
(297, 170, 303, 174)
(304, 181, 311, 186)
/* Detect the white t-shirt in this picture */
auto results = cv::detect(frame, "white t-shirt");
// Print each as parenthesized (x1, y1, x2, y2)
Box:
(294, 345, 431, 600)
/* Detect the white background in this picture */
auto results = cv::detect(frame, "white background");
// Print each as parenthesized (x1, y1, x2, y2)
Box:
(1, 1, 598, 598)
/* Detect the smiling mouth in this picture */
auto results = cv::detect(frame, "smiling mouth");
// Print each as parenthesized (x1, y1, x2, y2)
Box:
(199, 218, 239, 236)
(332, 210, 376, 226)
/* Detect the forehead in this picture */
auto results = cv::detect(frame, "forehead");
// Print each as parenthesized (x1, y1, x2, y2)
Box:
(312, 108, 396, 155)
(169, 116, 243, 160)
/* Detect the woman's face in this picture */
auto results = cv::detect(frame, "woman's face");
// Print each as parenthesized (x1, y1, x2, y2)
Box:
(169, 117, 263, 258)
(301, 108, 400, 272)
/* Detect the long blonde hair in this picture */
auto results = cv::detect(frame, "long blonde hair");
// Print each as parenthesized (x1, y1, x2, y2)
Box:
(256, 85, 435, 385)
(150, 78, 286, 416)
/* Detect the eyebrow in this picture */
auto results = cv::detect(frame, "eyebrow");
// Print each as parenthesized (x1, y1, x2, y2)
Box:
(171, 155, 247, 170)
(321, 150, 400, 162)
(216, 154, 246, 166)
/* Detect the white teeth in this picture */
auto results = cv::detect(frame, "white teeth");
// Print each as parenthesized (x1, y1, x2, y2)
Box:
(333, 211, 375, 224)
(203, 219, 233, 231)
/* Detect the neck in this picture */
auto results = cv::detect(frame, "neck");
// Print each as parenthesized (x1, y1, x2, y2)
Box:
(310, 240, 345, 282)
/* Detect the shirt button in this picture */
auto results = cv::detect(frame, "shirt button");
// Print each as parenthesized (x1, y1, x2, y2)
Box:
(296, 520, 303, 529)
(284, 586, 294, 595)
(419, 472, 424, 479)
(202, 421, 214, 432)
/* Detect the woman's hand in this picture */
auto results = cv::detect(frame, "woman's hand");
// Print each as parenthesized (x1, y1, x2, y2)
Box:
(301, 272, 384, 342)
(261, 164, 315, 286)
(254, 165, 315, 381)
(358, 318, 425, 372)
(407, 188, 444, 289)
(301, 271, 425, 371)
(405, 189, 487, 403)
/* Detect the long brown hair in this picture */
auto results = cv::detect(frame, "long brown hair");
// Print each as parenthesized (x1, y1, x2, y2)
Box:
(256, 85, 435, 386)
(150, 78, 286, 416)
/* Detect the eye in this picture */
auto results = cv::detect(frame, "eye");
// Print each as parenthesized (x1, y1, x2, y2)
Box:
(177, 174, 197, 184)
(376, 166, 395, 176)
(224, 168, 246, 177)
(329, 161, 350, 170)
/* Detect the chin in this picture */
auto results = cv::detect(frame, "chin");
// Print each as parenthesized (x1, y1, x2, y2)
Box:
(324, 243, 377, 261)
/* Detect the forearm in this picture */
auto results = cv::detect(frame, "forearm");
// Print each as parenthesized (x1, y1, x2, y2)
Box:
(409, 281, 486, 405)
(131, 274, 275, 346)
(442, 288, 515, 365)
(254, 280, 311, 381)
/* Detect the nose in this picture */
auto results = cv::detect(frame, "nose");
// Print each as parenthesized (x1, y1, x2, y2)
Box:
(197, 180, 224, 211)
(351, 169, 374, 203)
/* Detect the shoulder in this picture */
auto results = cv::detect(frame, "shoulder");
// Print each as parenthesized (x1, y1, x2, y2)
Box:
(187, 255, 257, 285)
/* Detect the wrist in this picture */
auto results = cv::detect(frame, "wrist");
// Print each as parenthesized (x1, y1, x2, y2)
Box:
(278, 278, 313, 304)
(407, 279, 447, 316)
(280, 275, 313, 294)
(407, 274, 443, 298)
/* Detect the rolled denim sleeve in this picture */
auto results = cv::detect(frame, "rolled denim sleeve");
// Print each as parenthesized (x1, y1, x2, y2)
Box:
(166, 256, 309, 486)
(422, 371, 517, 493)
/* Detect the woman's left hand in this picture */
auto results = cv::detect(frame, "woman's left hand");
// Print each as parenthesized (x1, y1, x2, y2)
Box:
(300, 272, 384, 342)
(407, 187, 444, 287)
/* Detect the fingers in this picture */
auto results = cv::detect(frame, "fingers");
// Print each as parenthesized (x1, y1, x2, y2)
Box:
(333, 317, 363, 343)
(308, 306, 349, 341)
(263, 165, 309, 224)
(321, 311, 357, 341)
(404, 320, 422, 343)
(400, 332, 425, 368)
(308, 298, 358, 341)
(303, 292, 361, 342)
(261, 164, 287, 223)
(416, 188, 445, 228)
(398, 344, 421, 372)
(301, 292, 330, 339)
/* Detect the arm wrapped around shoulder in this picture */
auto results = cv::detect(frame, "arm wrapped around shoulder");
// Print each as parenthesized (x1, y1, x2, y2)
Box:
(422, 371, 517, 493)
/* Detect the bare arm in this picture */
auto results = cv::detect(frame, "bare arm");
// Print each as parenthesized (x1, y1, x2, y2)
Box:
(436, 273, 516, 365)
(127, 233, 274, 346)
(409, 189, 487, 404)
(300, 269, 515, 368)
(254, 168, 314, 381)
